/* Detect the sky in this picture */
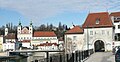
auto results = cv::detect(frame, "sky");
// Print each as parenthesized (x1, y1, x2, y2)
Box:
(0, 0, 120, 27)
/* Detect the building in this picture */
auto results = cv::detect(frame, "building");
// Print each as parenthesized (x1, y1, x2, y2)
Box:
(0, 35, 4, 51)
(31, 31, 59, 50)
(65, 26, 84, 54)
(3, 27, 17, 51)
(58, 37, 64, 51)
(110, 12, 120, 47)
(82, 12, 113, 52)
(17, 21, 33, 48)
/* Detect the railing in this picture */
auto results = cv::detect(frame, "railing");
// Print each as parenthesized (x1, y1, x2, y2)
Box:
(41, 49, 94, 62)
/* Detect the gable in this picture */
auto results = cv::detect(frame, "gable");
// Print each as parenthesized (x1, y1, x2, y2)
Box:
(82, 12, 113, 28)
(21, 27, 29, 34)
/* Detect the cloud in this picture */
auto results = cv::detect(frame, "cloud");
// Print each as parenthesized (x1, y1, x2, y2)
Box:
(0, 0, 120, 24)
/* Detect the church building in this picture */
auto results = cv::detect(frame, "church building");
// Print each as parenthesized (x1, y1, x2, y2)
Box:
(17, 21, 33, 48)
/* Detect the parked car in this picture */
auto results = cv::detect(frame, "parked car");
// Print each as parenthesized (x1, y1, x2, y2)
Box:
(115, 49, 120, 62)
(113, 46, 120, 54)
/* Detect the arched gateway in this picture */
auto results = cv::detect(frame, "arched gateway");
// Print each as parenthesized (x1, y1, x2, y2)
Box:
(94, 40, 105, 52)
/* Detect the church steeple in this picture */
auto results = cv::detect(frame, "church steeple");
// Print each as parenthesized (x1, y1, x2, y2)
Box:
(29, 21, 33, 34)
(18, 20, 21, 26)
(5, 26, 8, 36)
(30, 21, 32, 26)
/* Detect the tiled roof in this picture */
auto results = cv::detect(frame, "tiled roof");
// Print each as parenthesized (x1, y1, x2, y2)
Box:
(36, 43, 58, 46)
(21, 40, 30, 43)
(82, 12, 113, 28)
(5, 33, 16, 39)
(33, 31, 56, 37)
(65, 26, 83, 34)
(110, 12, 120, 22)
(110, 12, 120, 17)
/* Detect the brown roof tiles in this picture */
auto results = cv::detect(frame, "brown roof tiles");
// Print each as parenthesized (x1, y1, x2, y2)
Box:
(5, 33, 16, 39)
(37, 43, 58, 46)
(34, 31, 56, 37)
(65, 26, 83, 34)
(82, 12, 113, 28)
(110, 12, 120, 17)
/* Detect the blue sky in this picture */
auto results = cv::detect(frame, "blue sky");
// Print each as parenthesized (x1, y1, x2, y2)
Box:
(0, 0, 120, 27)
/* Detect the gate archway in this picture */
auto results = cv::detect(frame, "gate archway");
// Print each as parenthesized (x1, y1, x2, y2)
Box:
(94, 40, 105, 52)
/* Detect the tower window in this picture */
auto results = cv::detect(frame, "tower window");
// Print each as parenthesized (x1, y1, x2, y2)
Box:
(118, 25, 120, 29)
(96, 18, 100, 24)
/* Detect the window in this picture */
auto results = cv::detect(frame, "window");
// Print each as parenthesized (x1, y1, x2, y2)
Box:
(107, 31, 109, 35)
(118, 25, 120, 29)
(102, 30, 105, 35)
(73, 36, 77, 41)
(96, 19, 100, 24)
(90, 31, 93, 35)
(24, 37, 25, 39)
(117, 17, 120, 20)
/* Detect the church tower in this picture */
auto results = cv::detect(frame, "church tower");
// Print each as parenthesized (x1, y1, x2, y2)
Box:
(17, 21, 22, 34)
(5, 27, 8, 36)
(29, 21, 33, 34)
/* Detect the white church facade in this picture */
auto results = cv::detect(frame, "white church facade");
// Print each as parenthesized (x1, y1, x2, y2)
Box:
(17, 21, 33, 48)
(16, 21, 60, 51)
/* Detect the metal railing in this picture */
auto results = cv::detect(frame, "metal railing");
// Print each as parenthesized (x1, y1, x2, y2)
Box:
(42, 49, 94, 62)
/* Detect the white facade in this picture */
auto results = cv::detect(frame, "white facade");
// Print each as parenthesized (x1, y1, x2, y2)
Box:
(22, 42, 31, 48)
(17, 22, 33, 48)
(83, 27, 113, 51)
(31, 37, 58, 45)
(65, 34, 84, 53)
(5, 39, 16, 43)
(110, 14, 120, 47)
(3, 43, 15, 51)
(5, 28, 8, 36)
(3, 38, 16, 51)
(31, 37, 59, 50)
(37, 45, 58, 51)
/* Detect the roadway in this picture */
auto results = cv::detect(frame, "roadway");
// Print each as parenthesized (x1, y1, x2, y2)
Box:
(84, 52, 115, 62)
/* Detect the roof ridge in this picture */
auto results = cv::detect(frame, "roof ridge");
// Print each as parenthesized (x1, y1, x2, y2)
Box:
(89, 12, 108, 14)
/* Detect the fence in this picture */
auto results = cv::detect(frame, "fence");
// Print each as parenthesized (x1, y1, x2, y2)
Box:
(43, 49, 94, 62)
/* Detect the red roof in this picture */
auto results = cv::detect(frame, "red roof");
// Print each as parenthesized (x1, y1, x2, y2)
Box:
(34, 31, 56, 37)
(65, 26, 83, 34)
(82, 12, 113, 28)
(110, 12, 120, 17)
(110, 12, 120, 22)
(37, 43, 58, 46)
(21, 40, 30, 43)
(5, 33, 16, 39)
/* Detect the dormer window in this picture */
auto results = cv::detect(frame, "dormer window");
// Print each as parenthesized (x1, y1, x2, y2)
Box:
(96, 18, 100, 24)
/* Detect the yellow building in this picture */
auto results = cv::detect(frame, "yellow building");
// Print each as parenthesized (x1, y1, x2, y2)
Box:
(0, 35, 3, 51)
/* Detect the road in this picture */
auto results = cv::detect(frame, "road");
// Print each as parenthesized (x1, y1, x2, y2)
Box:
(84, 52, 115, 62)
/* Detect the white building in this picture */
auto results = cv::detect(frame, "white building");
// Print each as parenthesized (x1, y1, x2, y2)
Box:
(3, 27, 16, 51)
(110, 12, 120, 47)
(17, 21, 33, 48)
(82, 12, 113, 52)
(31, 31, 59, 51)
(65, 26, 84, 54)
